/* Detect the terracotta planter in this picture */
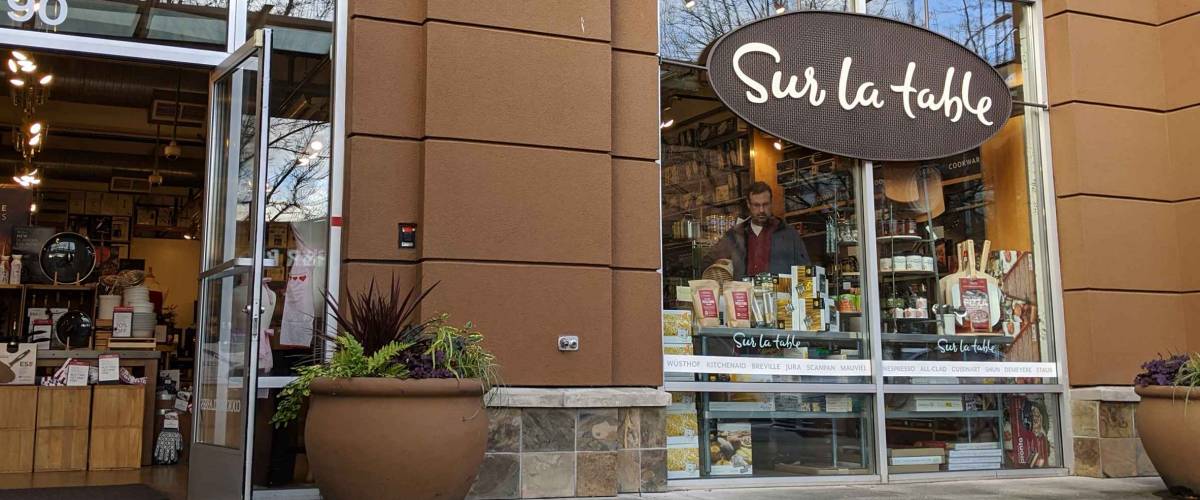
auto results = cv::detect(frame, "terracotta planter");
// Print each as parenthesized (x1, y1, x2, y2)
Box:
(1134, 386, 1200, 496)
(305, 377, 488, 500)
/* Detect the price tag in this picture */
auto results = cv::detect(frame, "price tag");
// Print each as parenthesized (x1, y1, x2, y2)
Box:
(66, 364, 89, 386)
(98, 354, 119, 383)
(825, 395, 852, 413)
(175, 390, 192, 412)
(163, 412, 180, 430)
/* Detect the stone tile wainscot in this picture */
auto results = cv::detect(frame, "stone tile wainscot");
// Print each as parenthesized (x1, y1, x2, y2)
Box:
(468, 388, 671, 499)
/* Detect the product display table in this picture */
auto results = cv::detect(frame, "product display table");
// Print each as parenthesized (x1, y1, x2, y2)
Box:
(36, 349, 160, 465)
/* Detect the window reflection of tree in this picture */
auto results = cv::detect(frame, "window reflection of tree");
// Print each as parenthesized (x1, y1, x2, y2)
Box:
(248, 0, 334, 22)
(660, 0, 846, 62)
(868, 0, 1017, 66)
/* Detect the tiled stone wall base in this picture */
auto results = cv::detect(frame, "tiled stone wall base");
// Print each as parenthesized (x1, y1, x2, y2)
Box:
(1070, 387, 1156, 478)
(468, 389, 670, 499)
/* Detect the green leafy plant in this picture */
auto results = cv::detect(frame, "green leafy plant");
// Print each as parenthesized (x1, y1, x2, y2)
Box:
(1175, 353, 1200, 403)
(271, 276, 499, 427)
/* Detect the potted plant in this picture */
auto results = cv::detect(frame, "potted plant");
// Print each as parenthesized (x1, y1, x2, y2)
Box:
(1133, 352, 1200, 496)
(272, 278, 498, 500)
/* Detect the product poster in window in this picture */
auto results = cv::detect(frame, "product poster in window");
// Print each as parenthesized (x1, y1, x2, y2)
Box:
(1004, 395, 1055, 468)
(709, 422, 753, 476)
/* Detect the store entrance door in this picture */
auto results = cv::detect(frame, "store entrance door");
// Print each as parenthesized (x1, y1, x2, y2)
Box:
(188, 29, 275, 500)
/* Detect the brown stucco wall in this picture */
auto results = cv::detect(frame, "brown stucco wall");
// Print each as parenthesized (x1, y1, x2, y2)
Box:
(342, 1, 662, 387)
(1044, 0, 1200, 386)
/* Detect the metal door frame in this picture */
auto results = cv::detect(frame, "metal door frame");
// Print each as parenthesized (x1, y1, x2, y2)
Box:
(190, 28, 273, 500)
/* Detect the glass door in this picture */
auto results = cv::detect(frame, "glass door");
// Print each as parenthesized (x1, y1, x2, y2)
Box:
(189, 29, 274, 500)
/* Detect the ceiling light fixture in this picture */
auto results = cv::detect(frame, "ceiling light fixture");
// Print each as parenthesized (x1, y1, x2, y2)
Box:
(38, 74, 51, 85)
(773, 140, 783, 150)
(774, 0, 787, 14)
(684, 0, 696, 9)
(6, 60, 16, 73)
(660, 119, 675, 129)
(11, 51, 27, 61)
(309, 140, 323, 152)
(9, 79, 23, 87)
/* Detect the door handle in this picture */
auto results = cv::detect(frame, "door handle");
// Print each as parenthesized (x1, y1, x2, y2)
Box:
(243, 304, 267, 315)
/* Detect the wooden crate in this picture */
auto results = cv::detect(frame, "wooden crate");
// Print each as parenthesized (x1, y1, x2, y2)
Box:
(0, 387, 38, 473)
(89, 385, 145, 470)
(34, 386, 91, 472)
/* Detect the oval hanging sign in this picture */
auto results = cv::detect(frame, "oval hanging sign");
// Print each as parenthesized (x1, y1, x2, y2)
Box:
(706, 11, 1013, 162)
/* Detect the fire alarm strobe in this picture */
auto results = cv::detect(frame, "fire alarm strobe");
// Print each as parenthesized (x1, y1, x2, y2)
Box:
(398, 223, 417, 249)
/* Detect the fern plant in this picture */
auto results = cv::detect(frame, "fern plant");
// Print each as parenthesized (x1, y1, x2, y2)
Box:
(271, 276, 499, 427)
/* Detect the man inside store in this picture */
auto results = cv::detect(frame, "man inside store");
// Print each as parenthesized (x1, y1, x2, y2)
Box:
(706, 181, 810, 279)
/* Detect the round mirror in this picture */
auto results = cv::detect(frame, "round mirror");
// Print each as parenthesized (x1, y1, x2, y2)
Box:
(40, 232, 96, 284)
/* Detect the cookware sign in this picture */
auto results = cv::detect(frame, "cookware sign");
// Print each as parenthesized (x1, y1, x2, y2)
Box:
(706, 11, 1013, 161)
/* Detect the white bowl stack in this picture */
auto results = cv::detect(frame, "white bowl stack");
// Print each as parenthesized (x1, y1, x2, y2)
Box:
(123, 286, 156, 338)
(98, 295, 121, 321)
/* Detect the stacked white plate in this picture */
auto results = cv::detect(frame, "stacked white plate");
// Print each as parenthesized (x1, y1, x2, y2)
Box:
(131, 313, 157, 338)
(123, 286, 157, 338)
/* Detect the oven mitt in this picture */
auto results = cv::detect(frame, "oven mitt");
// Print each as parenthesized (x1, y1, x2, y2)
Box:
(154, 428, 184, 464)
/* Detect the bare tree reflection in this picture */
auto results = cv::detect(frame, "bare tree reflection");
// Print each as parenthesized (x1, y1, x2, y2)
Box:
(660, 0, 847, 62)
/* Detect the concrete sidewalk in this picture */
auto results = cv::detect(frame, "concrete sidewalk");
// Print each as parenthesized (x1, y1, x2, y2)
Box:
(618, 476, 1173, 499)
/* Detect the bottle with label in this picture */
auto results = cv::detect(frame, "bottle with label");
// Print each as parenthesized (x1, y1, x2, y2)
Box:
(0, 255, 8, 284)
(10, 255, 22, 285)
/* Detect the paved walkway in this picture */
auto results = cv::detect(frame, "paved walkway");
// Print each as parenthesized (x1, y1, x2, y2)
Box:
(620, 476, 1173, 499)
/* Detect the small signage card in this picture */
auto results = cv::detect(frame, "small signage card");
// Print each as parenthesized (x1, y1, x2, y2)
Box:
(112, 307, 134, 338)
(66, 363, 90, 386)
(98, 354, 119, 383)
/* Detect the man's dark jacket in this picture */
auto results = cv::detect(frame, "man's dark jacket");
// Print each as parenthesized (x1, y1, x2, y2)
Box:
(705, 217, 811, 279)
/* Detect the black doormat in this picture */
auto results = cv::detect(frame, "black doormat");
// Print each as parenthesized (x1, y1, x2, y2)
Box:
(0, 484, 168, 500)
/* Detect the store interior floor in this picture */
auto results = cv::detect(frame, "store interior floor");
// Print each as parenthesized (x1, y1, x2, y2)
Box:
(0, 465, 186, 499)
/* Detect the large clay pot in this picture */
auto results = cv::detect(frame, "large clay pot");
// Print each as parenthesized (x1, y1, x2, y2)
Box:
(306, 377, 487, 500)
(1134, 386, 1200, 496)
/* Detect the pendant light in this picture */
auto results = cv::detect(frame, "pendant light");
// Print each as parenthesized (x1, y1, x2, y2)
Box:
(149, 125, 164, 187)
(162, 71, 183, 161)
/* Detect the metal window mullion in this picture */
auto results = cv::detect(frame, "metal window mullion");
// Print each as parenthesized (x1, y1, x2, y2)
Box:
(664, 382, 879, 394)
(1024, 0, 1074, 471)
(229, 0, 249, 52)
(0, 29, 227, 66)
(858, 160, 889, 483)
(324, 0, 349, 361)
(882, 384, 1065, 394)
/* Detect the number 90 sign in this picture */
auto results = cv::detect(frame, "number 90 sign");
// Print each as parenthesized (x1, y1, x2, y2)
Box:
(7, 0, 68, 26)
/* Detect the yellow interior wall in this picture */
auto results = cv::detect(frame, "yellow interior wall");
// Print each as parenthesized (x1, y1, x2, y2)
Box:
(981, 116, 1033, 251)
(130, 237, 201, 328)
(750, 130, 785, 216)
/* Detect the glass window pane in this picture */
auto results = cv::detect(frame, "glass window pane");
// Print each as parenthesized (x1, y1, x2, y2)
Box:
(195, 272, 252, 448)
(0, 0, 228, 50)
(660, 0, 847, 63)
(661, 60, 872, 385)
(866, 0, 924, 26)
(206, 56, 261, 268)
(669, 391, 875, 478)
(247, 0, 334, 55)
(659, 1, 871, 387)
(873, 3, 1055, 384)
(884, 393, 1062, 472)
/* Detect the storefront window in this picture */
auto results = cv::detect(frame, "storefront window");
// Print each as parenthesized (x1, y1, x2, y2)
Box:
(0, 0, 228, 50)
(884, 393, 1062, 472)
(659, 0, 1060, 483)
(662, 61, 872, 385)
(669, 392, 875, 479)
